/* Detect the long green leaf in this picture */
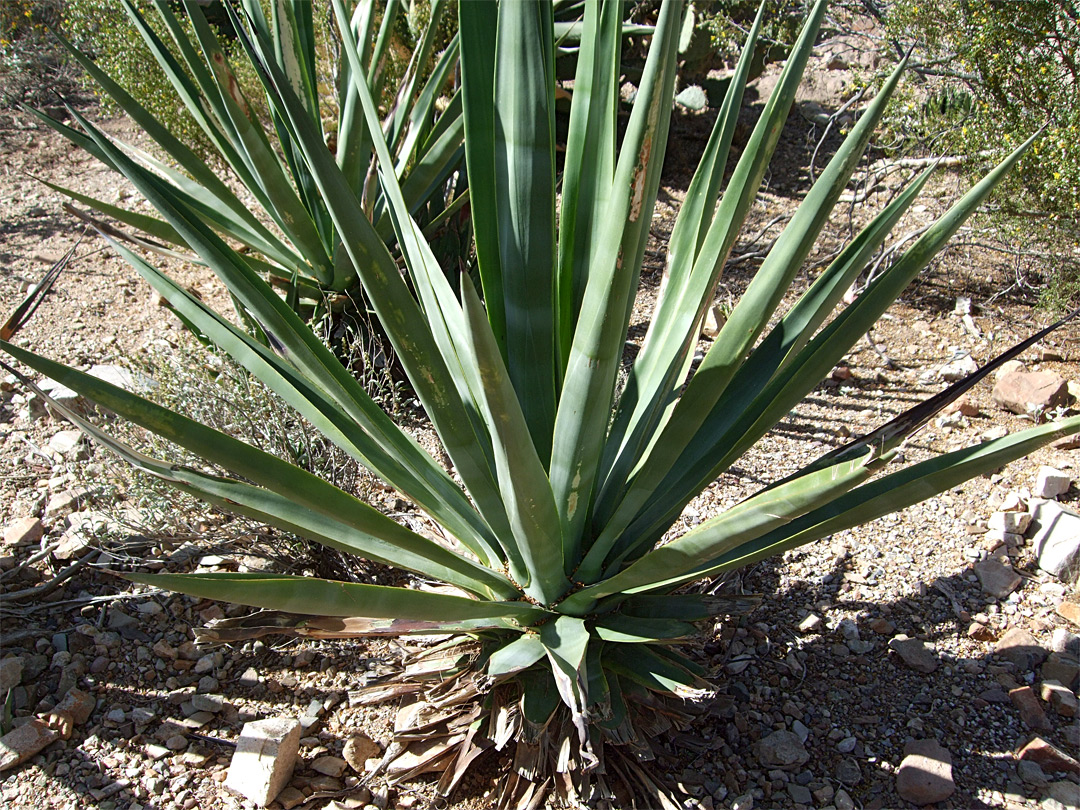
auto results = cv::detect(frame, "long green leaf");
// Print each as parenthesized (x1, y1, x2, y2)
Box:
(561, 448, 879, 613)
(579, 0, 835, 577)
(0, 342, 519, 600)
(328, 0, 518, 562)
(461, 275, 567, 603)
(630, 131, 1040, 547)
(594, 1, 764, 507)
(556, 0, 621, 369)
(549, 0, 684, 571)
(122, 572, 542, 624)
(63, 105, 503, 563)
(182, 0, 337, 283)
(539, 615, 595, 765)
(660, 415, 1080, 590)
(108, 235, 503, 566)
(494, 0, 559, 458)
(458, 0, 506, 351)
(488, 634, 547, 679)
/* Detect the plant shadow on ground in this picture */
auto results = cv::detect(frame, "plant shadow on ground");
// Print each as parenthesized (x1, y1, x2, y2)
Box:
(26, 544, 1070, 810)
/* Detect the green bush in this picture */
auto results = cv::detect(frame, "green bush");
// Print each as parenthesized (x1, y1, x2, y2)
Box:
(883, 0, 1080, 306)
(0, 0, 77, 107)
(62, 0, 255, 160)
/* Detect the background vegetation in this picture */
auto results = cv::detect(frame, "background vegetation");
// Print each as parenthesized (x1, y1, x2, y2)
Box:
(880, 0, 1080, 309)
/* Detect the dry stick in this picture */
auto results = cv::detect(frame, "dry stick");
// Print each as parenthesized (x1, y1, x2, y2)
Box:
(0, 548, 98, 603)
(0, 539, 61, 583)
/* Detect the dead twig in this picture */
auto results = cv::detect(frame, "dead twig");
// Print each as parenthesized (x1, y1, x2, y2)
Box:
(0, 548, 97, 604)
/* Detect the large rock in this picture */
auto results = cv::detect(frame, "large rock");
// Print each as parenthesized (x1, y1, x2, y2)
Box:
(3, 517, 43, 547)
(1010, 686, 1052, 731)
(974, 557, 1022, 598)
(343, 733, 380, 772)
(1040, 680, 1079, 718)
(1033, 467, 1073, 499)
(895, 739, 955, 805)
(1040, 651, 1080, 691)
(225, 717, 302, 807)
(996, 627, 1049, 673)
(992, 370, 1069, 415)
(0, 719, 60, 772)
(1029, 500, 1080, 580)
(754, 729, 809, 771)
(1017, 736, 1080, 775)
(889, 635, 939, 673)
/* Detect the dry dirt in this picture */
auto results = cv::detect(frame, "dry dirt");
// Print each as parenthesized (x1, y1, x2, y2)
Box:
(0, 38, 1078, 810)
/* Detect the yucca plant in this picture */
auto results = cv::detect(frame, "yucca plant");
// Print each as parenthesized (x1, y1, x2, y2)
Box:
(5, 0, 1079, 804)
(33, 0, 465, 316)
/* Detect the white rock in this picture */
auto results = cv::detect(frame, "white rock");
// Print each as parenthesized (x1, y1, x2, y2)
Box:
(47, 430, 84, 456)
(989, 511, 1032, 534)
(1029, 501, 1080, 581)
(938, 354, 978, 382)
(225, 718, 302, 807)
(1034, 467, 1073, 499)
(798, 613, 823, 633)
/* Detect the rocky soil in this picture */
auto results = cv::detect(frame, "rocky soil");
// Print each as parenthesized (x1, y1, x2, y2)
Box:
(1, 35, 1079, 810)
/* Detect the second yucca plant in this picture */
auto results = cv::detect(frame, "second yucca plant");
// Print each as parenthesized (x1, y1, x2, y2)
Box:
(6, 0, 1078, 804)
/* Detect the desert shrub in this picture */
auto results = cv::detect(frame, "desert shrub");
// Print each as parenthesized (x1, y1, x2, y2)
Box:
(0, 0, 79, 107)
(882, 0, 1080, 307)
(61, 0, 259, 160)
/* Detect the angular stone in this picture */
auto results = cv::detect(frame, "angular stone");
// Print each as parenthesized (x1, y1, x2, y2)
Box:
(0, 657, 24, 692)
(3, 516, 43, 547)
(996, 628, 1049, 672)
(1010, 686, 1052, 731)
(675, 84, 707, 111)
(968, 622, 997, 642)
(277, 787, 306, 810)
(311, 755, 348, 777)
(995, 359, 1028, 381)
(754, 729, 808, 771)
(1017, 759, 1049, 787)
(1045, 781, 1080, 809)
(1029, 501, 1080, 580)
(889, 635, 939, 673)
(836, 757, 862, 786)
(1058, 601, 1080, 627)
(787, 782, 812, 804)
(992, 370, 1069, 415)
(53, 687, 96, 726)
(943, 395, 979, 417)
(989, 511, 1032, 535)
(1040, 680, 1079, 718)
(47, 430, 83, 456)
(895, 739, 955, 806)
(225, 717, 302, 807)
(191, 694, 224, 713)
(1034, 467, 1073, 500)
(798, 613, 822, 633)
(43, 489, 88, 522)
(1041, 651, 1080, 690)
(834, 788, 855, 810)
(939, 354, 978, 382)
(0, 718, 59, 772)
(1017, 736, 1080, 775)
(343, 734, 380, 772)
(974, 557, 1022, 598)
